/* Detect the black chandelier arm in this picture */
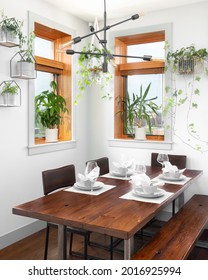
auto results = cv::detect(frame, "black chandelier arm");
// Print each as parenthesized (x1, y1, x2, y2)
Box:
(66, 49, 152, 61)
(68, 13, 140, 46)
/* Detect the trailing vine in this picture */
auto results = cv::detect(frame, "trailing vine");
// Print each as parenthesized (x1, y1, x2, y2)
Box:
(164, 42, 208, 152)
(75, 43, 113, 104)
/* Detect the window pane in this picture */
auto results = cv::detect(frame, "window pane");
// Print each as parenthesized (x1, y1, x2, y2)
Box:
(125, 74, 164, 136)
(34, 37, 54, 59)
(127, 41, 165, 63)
(34, 71, 54, 138)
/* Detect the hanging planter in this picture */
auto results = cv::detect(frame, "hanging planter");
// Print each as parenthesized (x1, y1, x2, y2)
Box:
(10, 31, 36, 79)
(0, 80, 21, 106)
(166, 44, 208, 75)
(75, 43, 112, 103)
(0, 11, 23, 47)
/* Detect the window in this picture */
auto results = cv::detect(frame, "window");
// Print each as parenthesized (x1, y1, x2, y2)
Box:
(114, 31, 165, 141)
(34, 22, 72, 145)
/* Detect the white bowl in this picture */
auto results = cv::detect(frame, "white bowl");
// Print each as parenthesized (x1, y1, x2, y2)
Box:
(77, 178, 95, 188)
(117, 167, 128, 176)
(163, 171, 181, 179)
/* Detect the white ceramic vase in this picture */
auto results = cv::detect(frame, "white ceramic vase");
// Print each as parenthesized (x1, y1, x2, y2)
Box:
(45, 128, 58, 143)
(135, 127, 146, 140)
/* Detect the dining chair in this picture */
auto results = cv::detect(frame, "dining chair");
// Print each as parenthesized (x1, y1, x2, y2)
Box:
(42, 164, 90, 260)
(86, 157, 109, 175)
(151, 153, 187, 169)
(85, 157, 122, 259)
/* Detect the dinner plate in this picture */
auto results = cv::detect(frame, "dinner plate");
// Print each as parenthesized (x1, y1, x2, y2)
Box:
(111, 170, 133, 178)
(158, 174, 186, 181)
(132, 188, 165, 198)
(74, 182, 104, 191)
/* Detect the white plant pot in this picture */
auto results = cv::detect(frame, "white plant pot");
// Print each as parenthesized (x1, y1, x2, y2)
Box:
(135, 127, 146, 140)
(0, 93, 17, 106)
(16, 61, 35, 77)
(45, 128, 58, 143)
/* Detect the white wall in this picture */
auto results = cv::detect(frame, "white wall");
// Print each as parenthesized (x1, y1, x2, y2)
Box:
(0, 0, 90, 248)
(1, 0, 208, 249)
(88, 2, 208, 200)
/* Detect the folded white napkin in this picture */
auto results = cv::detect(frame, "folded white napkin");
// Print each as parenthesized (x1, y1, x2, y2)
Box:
(78, 166, 100, 182)
(162, 161, 178, 173)
(131, 173, 151, 187)
(112, 160, 133, 169)
(131, 174, 164, 194)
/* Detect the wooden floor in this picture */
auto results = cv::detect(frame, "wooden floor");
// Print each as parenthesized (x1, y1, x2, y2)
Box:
(0, 220, 208, 260)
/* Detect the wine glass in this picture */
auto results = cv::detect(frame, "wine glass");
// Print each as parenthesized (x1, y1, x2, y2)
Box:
(157, 153, 169, 168)
(134, 163, 146, 174)
(85, 161, 100, 191)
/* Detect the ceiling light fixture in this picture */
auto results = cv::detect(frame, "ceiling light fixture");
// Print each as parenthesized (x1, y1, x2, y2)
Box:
(63, 0, 152, 72)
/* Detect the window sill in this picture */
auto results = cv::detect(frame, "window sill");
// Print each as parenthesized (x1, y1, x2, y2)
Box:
(108, 139, 173, 150)
(28, 140, 76, 155)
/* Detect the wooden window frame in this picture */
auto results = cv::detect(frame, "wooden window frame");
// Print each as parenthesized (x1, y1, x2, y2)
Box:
(114, 31, 165, 141)
(34, 22, 72, 145)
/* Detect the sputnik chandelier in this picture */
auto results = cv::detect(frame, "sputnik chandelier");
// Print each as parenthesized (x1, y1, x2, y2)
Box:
(63, 0, 152, 72)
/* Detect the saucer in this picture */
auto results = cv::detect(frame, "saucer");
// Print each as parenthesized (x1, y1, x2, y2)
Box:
(158, 174, 186, 181)
(74, 182, 104, 191)
(132, 188, 165, 198)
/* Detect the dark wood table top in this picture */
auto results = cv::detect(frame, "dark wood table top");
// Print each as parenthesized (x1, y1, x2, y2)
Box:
(12, 167, 202, 240)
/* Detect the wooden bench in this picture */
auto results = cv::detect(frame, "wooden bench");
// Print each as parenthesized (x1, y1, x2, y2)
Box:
(132, 194, 208, 260)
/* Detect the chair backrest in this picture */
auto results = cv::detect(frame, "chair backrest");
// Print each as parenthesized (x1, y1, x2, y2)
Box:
(42, 165, 76, 195)
(86, 157, 109, 176)
(151, 153, 187, 169)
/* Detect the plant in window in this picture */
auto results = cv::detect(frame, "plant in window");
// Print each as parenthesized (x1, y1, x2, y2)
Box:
(76, 43, 112, 103)
(117, 83, 159, 140)
(35, 81, 69, 142)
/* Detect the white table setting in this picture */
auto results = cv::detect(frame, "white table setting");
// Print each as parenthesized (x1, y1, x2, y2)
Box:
(65, 161, 116, 195)
(120, 173, 174, 204)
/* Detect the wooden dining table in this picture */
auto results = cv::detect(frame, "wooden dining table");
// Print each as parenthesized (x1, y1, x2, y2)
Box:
(12, 166, 202, 260)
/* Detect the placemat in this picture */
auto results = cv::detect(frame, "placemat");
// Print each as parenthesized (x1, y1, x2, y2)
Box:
(120, 190, 174, 204)
(152, 175, 191, 185)
(64, 184, 116, 196)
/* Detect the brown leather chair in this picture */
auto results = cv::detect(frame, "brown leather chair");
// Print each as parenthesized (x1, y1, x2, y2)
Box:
(151, 153, 187, 169)
(42, 165, 90, 259)
(86, 157, 109, 175)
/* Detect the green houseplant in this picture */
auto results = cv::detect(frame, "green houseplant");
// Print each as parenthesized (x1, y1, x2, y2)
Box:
(35, 81, 68, 142)
(76, 43, 112, 103)
(0, 80, 20, 106)
(117, 83, 159, 140)
(0, 10, 23, 46)
(166, 44, 208, 74)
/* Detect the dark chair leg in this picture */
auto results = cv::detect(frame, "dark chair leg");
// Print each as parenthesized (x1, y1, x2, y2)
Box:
(110, 236, 113, 260)
(172, 199, 176, 216)
(69, 232, 73, 256)
(44, 225, 50, 260)
(84, 234, 88, 259)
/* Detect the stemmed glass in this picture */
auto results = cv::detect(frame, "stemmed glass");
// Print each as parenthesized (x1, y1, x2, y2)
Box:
(85, 161, 100, 192)
(134, 163, 146, 174)
(157, 153, 169, 168)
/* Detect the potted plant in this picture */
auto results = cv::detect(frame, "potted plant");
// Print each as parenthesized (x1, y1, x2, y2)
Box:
(35, 81, 69, 142)
(0, 10, 23, 47)
(117, 83, 159, 140)
(76, 43, 112, 103)
(10, 31, 36, 78)
(0, 80, 20, 106)
(166, 44, 208, 74)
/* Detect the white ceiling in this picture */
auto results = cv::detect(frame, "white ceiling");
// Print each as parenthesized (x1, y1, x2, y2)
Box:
(44, 0, 207, 22)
